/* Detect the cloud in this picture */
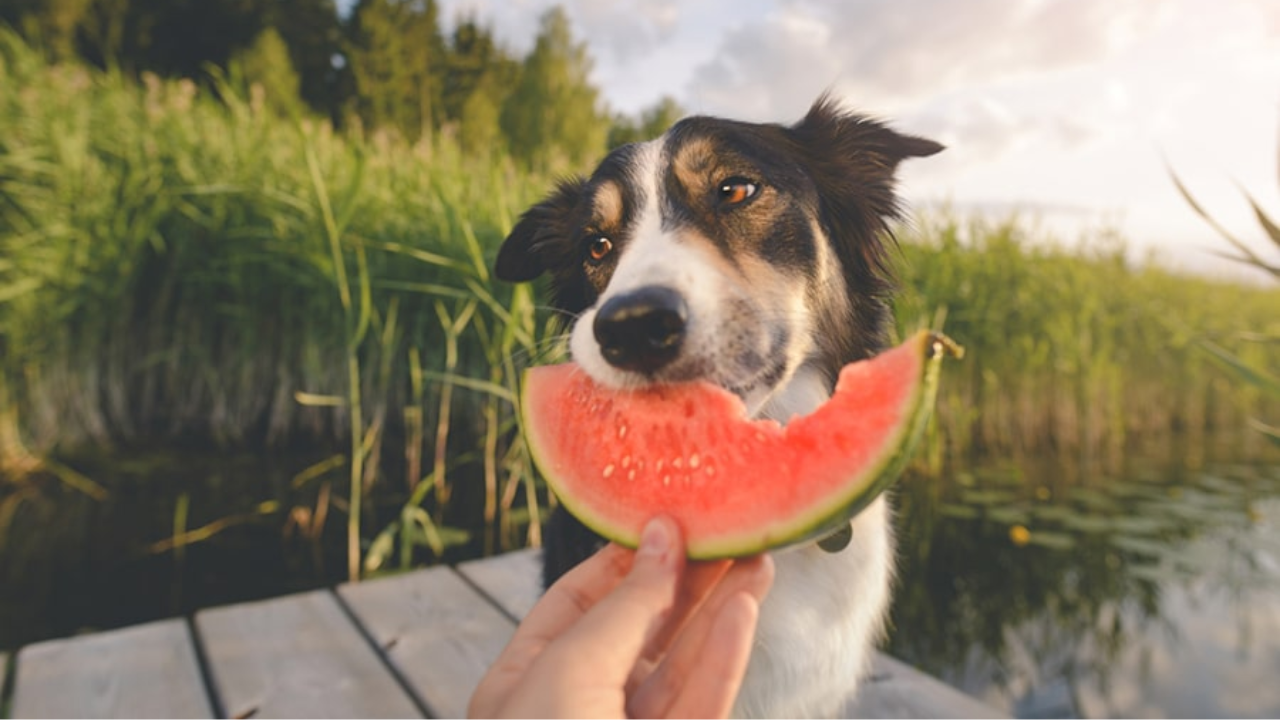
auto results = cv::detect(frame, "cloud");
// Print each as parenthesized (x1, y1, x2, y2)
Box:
(685, 0, 1158, 120)
(439, 0, 681, 64)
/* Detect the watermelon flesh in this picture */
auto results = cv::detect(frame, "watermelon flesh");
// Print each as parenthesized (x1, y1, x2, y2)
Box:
(520, 330, 959, 558)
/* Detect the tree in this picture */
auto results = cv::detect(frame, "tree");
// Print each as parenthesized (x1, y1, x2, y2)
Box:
(118, 0, 266, 78)
(230, 26, 304, 117)
(0, 0, 95, 62)
(439, 17, 518, 156)
(608, 95, 685, 149)
(345, 0, 446, 141)
(499, 7, 608, 170)
(268, 0, 344, 118)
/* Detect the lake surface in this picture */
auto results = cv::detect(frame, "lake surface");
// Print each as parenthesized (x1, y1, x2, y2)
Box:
(885, 444, 1280, 718)
(2, 439, 1278, 718)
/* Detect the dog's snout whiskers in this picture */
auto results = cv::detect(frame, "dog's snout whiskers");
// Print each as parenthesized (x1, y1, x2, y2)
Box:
(592, 286, 688, 374)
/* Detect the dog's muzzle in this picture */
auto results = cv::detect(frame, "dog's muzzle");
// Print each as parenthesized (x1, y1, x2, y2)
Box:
(593, 285, 688, 374)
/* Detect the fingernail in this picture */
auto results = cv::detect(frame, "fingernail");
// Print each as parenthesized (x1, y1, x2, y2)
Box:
(639, 517, 671, 558)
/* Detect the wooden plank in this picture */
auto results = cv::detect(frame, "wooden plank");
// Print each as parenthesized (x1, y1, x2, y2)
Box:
(339, 566, 517, 719)
(195, 589, 420, 719)
(455, 547, 543, 620)
(457, 548, 1005, 719)
(841, 653, 1007, 719)
(11, 618, 213, 719)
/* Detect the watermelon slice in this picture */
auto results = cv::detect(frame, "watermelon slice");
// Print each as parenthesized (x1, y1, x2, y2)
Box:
(520, 330, 960, 558)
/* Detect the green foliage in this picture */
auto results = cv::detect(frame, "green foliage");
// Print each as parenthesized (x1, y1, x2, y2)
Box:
(344, 0, 446, 142)
(267, 0, 344, 115)
(229, 27, 305, 118)
(0, 30, 559, 571)
(0, 0, 94, 62)
(1, 1, 615, 168)
(440, 18, 519, 157)
(1169, 139, 1280, 445)
(499, 7, 609, 171)
(1, 29, 1277, 577)
(608, 95, 685, 149)
(891, 213, 1280, 464)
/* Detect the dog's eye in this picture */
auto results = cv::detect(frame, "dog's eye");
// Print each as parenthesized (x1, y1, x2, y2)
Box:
(718, 177, 759, 205)
(588, 236, 613, 262)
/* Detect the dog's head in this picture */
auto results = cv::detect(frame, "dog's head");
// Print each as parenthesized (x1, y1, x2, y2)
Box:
(496, 96, 941, 416)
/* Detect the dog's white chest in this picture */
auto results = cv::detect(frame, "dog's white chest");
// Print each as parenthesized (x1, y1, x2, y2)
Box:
(732, 496, 895, 718)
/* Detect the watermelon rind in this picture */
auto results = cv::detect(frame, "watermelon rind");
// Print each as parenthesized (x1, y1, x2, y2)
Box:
(520, 330, 959, 559)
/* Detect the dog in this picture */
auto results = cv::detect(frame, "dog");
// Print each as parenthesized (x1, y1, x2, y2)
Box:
(493, 95, 942, 718)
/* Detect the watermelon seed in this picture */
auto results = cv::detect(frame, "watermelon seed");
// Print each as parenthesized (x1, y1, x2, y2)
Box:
(689, 453, 700, 469)
(672, 457, 683, 469)
(656, 459, 665, 473)
(603, 463, 615, 479)
(662, 475, 671, 486)
(621, 455, 631, 468)
(705, 464, 716, 477)
(617, 423, 628, 440)
(628, 469, 636, 481)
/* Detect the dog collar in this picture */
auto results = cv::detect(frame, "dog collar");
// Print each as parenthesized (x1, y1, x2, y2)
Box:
(817, 522, 853, 553)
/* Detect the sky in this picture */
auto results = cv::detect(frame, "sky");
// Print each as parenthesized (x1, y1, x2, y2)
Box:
(394, 0, 1280, 280)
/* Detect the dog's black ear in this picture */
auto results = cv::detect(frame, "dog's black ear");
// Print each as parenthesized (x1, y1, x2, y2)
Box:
(793, 94, 943, 174)
(495, 178, 588, 283)
(788, 94, 943, 349)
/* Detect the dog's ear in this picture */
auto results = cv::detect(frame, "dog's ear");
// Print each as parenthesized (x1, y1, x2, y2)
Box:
(792, 94, 943, 181)
(789, 94, 942, 308)
(495, 178, 588, 282)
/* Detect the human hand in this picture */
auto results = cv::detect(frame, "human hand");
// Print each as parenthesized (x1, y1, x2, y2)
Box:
(468, 516, 775, 719)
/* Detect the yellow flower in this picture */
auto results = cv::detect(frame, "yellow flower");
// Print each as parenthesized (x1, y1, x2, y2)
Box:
(1009, 524, 1031, 546)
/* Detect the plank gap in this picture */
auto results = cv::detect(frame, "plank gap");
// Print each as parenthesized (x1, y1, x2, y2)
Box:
(10, 619, 213, 718)
(330, 586, 435, 719)
(2, 651, 13, 720)
(338, 566, 518, 719)
(195, 589, 423, 718)
(451, 563, 524, 625)
(185, 615, 227, 720)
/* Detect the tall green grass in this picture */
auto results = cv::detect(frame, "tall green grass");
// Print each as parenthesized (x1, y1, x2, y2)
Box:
(0, 30, 564, 577)
(2, 31, 1277, 575)
(893, 214, 1280, 468)
(1170, 154, 1280, 446)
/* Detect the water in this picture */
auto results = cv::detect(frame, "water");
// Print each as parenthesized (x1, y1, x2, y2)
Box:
(2, 441, 1278, 718)
(885, 447, 1280, 718)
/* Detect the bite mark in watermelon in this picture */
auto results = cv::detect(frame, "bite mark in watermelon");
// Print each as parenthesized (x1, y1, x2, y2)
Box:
(520, 330, 961, 558)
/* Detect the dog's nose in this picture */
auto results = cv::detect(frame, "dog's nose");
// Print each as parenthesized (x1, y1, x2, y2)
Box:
(593, 286, 688, 374)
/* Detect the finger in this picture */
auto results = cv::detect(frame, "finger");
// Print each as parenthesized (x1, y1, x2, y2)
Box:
(664, 591, 762, 719)
(469, 542, 635, 718)
(626, 554, 775, 719)
(641, 559, 732, 661)
(539, 516, 685, 682)
(517, 542, 636, 646)
(624, 559, 731, 695)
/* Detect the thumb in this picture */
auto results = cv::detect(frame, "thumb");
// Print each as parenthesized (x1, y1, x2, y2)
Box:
(545, 517, 683, 679)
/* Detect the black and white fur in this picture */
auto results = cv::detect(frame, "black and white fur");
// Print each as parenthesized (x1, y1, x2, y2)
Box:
(494, 96, 942, 718)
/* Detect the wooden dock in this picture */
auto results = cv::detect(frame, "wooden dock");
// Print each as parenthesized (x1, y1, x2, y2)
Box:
(1, 549, 1002, 718)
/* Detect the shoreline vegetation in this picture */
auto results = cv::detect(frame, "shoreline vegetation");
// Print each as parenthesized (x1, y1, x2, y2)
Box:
(3, 30, 1280, 580)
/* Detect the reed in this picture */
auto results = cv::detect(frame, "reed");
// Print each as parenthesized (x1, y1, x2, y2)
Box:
(892, 213, 1280, 468)
(2, 31, 1277, 571)
(0, 30, 561, 574)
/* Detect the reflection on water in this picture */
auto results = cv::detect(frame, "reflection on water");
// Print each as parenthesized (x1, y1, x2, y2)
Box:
(3, 441, 1278, 719)
(887, 446, 1280, 718)
(0, 449, 352, 648)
